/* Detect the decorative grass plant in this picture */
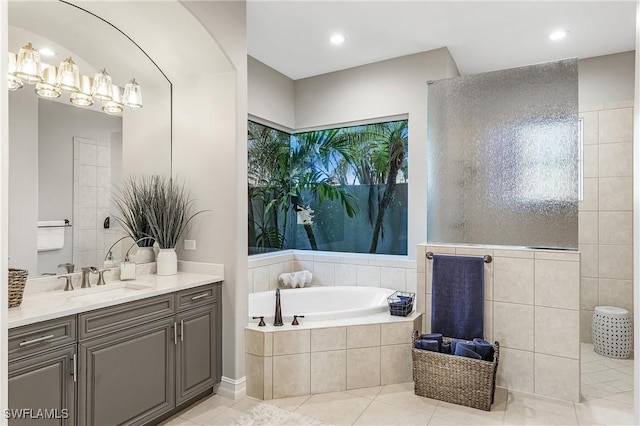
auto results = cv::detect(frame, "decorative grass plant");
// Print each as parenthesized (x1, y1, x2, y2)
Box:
(113, 176, 156, 247)
(144, 175, 207, 249)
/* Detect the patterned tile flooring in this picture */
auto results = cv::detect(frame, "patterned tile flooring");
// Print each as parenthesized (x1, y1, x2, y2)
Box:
(161, 343, 636, 425)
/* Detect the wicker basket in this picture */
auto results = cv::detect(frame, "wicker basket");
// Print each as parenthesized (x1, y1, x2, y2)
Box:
(8, 268, 28, 308)
(412, 337, 500, 411)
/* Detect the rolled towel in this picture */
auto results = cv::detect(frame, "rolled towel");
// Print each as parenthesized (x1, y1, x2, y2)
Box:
(441, 342, 451, 354)
(450, 338, 466, 354)
(454, 345, 482, 359)
(473, 338, 495, 361)
(414, 339, 439, 352)
(419, 333, 443, 344)
(456, 342, 476, 353)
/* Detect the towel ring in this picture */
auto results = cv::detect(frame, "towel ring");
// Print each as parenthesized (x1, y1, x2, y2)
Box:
(426, 251, 492, 264)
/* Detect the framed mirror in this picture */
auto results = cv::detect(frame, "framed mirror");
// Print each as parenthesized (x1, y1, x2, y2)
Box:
(8, 0, 172, 277)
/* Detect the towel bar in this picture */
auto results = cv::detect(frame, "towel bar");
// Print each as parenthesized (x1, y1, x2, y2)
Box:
(426, 251, 492, 264)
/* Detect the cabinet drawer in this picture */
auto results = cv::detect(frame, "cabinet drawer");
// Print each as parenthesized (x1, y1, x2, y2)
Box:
(176, 283, 218, 312)
(78, 293, 174, 341)
(9, 316, 76, 362)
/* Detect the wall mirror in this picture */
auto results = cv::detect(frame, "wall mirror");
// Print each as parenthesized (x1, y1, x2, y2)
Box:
(8, 0, 172, 277)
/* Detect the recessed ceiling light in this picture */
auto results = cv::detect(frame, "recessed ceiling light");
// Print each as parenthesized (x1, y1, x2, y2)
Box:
(548, 30, 569, 41)
(329, 33, 345, 45)
(38, 47, 56, 57)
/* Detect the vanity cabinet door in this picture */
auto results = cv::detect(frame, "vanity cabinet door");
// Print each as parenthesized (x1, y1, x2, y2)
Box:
(78, 317, 175, 426)
(175, 303, 219, 405)
(8, 345, 76, 426)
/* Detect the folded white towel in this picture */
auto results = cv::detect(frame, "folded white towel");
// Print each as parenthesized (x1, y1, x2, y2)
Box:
(37, 220, 66, 251)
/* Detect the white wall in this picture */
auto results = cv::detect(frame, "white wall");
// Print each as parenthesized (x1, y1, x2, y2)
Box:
(248, 56, 295, 129)
(1, 0, 9, 415)
(579, 51, 635, 106)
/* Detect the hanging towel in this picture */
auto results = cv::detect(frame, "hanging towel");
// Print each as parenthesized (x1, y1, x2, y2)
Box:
(37, 220, 66, 251)
(431, 254, 484, 340)
(473, 338, 495, 361)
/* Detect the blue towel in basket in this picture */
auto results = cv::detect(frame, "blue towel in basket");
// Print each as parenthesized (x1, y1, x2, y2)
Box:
(431, 255, 484, 341)
(473, 338, 495, 361)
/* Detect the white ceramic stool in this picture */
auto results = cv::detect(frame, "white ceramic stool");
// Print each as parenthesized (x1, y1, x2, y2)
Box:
(592, 306, 632, 359)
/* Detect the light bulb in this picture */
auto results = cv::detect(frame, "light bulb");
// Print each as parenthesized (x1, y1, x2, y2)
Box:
(35, 65, 62, 98)
(91, 68, 112, 101)
(14, 42, 42, 84)
(57, 57, 80, 92)
(123, 78, 143, 109)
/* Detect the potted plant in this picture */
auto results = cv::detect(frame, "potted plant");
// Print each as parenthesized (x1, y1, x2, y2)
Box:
(144, 175, 207, 275)
(113, 176, 157, 263)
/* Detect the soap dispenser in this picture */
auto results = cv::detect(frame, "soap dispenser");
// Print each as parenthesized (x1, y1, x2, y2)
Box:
(120, 254, 136, 280)
(103, 251, 116, 268)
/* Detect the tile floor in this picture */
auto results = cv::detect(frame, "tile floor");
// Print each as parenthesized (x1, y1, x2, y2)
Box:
(161, 343, 636, 425)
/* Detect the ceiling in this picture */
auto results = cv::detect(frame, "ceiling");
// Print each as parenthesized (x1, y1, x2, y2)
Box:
(247, 1, 636, 80)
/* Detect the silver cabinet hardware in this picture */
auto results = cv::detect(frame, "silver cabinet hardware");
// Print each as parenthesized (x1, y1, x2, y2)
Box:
(173, 322, 177, 345)
(72, 353, 77, 382)
(19, 334, 55, 347)
(180, 320, 184, 342)
(191, 293, 209, 301)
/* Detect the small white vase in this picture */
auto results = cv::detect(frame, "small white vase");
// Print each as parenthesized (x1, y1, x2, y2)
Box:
(135, 246, 155, 264)
(156, 248, 177, 276)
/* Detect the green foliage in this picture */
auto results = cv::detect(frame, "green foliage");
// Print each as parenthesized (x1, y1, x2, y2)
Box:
(113, 176, 156, 247)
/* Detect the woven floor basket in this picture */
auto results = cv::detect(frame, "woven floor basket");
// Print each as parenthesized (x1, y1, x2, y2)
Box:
(8, 268, 28, 308)
(412, 339, 500, 411)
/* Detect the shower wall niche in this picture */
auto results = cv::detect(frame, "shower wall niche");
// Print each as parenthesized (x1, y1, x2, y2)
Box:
(427, 59, 579, 249)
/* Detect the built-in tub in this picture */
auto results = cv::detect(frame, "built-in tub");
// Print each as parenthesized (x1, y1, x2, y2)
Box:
(248, 286, 395, 322)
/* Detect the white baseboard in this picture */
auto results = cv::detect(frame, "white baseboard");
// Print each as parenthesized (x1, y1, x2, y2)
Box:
(217, 376, 246, 400)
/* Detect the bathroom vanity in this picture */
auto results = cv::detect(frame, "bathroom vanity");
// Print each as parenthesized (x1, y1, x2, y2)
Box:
(7, 272, 223, 426)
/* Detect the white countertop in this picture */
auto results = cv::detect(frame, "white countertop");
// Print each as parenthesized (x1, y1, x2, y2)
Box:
(8, 272, 223, 329)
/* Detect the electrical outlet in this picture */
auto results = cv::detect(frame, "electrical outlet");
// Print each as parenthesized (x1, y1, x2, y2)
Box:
(184, 240, 196, 251)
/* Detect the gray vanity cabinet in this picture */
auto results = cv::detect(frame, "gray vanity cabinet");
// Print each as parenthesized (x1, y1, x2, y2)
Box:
(8, 345, 76, 426)
(78, 317, 175, 426)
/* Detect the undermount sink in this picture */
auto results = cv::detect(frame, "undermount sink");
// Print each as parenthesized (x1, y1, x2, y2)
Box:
(67, 283, 152, 304)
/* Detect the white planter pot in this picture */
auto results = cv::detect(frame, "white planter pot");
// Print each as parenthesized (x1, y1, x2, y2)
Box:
(156, 248, 177, 276)
(135, 246, 155, 264)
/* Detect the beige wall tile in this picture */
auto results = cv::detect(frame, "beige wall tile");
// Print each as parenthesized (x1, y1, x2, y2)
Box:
(455, 247, 493, 257)
(599, 244, 633, 279)
(381, 322, 413, 346)
(599, 142, 633, 177)
(583, 144, 598, 178)
(493, 257, 534, 304)
(484, 301, 494, 342)
(253, 265, 270, 293)
(534, 307, 580, 359)
(264, 332, 273, 357)
(247, 268, 254, 293)
(496, 348, 534, 393)
(534, 353, 580, 402)
(313, 261, 335, 286)
(413, 314, 424, 337)
(417, 250, 426, 273)
(273, 329, 310, 356)
(311, 327, 346, 352)
(599, 278, 634, 313)
(380, 344, 412, 385)
(494, 302, 534, 351)
(335, 264, 357, 286)
(356, 265, 381, 287)
(579, 103, 604, 113)
(406, 269, 418, 294)
(534, 251, 580, 262)
(269, 262, 286, 290)
(580, 111, 598, 145)
(294, 260, 314, 274)
(580, 309, 594, 343)
(604, 100, 634, 109)
(579, 244, 598, 278)
(579, 178, 598, 211)
(534, 260, 580, 310)
(347, 347, 381, 389)
(347, 324, 381, 349)
(598, 211, 632, 245)
(273, 353, 310, 399)
(245, 329, 264, 357)
(581, 278, 599, 311)
(424, 294, 431, 332)
(599, 108, 633, 143)
(493, 249, 534, 259)
(417, 275, 426, 313)
(380, 267, 406, 291)
(599, 177, 632, 211)
(264, 356, 273, 400)
(245, 353, 265, 399)
(424, 245, 456, 255)
(484, 261, 494, 301)
(311, 350, 346, 394)
(578, 211, 598, 244)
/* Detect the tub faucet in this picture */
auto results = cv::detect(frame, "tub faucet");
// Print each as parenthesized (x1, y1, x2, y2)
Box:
(81, 267, 98, 288)
(274, 288, 283, 326)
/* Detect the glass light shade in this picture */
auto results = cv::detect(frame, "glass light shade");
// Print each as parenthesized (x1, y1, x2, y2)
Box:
(14, 43, 42, 84)
(91, 68, 112, 101)
(123, 78, 143, 109)
(102, 85, 123, 115)
(35, 65, 62, 98)
(7, 53, 24, 91)
(70, 75, 94, 107)
(56, 57, 80, 92)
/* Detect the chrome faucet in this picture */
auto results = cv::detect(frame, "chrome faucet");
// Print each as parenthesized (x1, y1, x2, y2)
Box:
(58, 263, 75, 273)
(81, 267, 98, 288)
(274, 288, 283, 326)
(58, 275, 74, 291)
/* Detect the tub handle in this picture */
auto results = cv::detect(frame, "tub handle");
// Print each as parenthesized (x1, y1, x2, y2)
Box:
(252, 316, 266, 327)
(292, 315, 305, 326)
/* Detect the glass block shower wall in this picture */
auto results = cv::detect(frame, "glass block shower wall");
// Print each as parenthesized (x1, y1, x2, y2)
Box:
(427, 59, 579, 249)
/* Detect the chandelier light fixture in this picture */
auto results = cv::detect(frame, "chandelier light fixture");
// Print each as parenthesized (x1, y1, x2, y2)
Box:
(6, 42, 143, 114)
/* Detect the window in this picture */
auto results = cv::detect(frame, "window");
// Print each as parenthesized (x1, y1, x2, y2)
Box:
(248, 120, 408, 255)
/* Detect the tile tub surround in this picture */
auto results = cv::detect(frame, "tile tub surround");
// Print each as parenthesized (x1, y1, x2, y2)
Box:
(417, 243, 581, 402)
(579, 101, 634, 345)
(248, 250, 417, 296)
(244, 312, 422, 400)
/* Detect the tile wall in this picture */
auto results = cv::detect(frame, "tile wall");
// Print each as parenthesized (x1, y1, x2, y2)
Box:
(579, 101, 634, 344)
(418, 243, 581, 402)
